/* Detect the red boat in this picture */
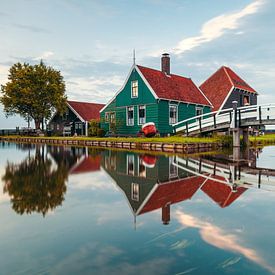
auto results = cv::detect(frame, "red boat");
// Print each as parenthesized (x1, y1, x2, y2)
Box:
(141, 155, 157, 168)
(141, 122, 157, 137)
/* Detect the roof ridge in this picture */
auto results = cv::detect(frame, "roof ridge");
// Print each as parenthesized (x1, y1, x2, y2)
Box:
(137, 64, 191, 80)
(68, 100, 105, 105)
(222, 66, 234, 87)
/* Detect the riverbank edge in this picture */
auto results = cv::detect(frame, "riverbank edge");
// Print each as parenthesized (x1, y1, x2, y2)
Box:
(0, 136, 224, 154)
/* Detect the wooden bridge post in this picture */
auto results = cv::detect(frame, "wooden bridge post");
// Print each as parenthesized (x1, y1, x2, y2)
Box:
(232, 101, 241, 161)
(242, 128, 249, 147)
(232, 101, 240, 148)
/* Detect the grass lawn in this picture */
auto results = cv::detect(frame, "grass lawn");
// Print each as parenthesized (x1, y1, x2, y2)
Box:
(0, 135, 226, 144)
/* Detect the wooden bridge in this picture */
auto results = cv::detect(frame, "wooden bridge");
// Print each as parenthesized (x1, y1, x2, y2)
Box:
(173, 156, 275, 192)
(172, 103, 275, 136)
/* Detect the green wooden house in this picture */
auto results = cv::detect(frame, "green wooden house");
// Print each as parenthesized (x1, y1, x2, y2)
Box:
(100, 54, 212, 136)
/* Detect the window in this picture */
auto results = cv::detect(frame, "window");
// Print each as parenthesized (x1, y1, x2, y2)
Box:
(110, 112, 115, 123)
(169, 105, 178, 124)
(243, 95, 250, 106)
(196, 107, 203, 121)
(105, 112, 109, 122)
(169, 156, 178, 179)
(138, 105, 146, 125)
(127, 154, 135, 176)
(131, 80, 138, 98)
(127, 106, 134, 126)
(56, 124, 60, 130)
(131, 183, 139, 201)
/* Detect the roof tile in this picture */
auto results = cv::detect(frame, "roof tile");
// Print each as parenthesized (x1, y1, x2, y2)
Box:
(137, 65, 211, 106)
(67, 101, 105, 121)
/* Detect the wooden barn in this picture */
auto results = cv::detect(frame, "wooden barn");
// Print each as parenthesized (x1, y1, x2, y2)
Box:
(100, 54, 212, 136)
(200, 66, 258, 112)
(48, 100, 105, 136)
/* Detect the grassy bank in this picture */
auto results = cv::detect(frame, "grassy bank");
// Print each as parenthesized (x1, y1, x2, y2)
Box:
(249, 134, 275, 146)
(0, 134, 231, 145)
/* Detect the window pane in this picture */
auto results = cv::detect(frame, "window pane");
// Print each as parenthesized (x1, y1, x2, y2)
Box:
(131, 81, 138, 97)
(169, 105, 177, 124)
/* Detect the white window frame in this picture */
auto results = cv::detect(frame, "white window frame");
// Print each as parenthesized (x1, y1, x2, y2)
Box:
(131, 183, 139, 201)
(169, 104, 178, 125)
(126, 106, 134, 126)
(138, 105, 146, 125)
(110, 112, 116, 123)
(105, 112, 109, 122)
(196, 107, 203, 121)
(131, 80, 138, 98)
(169, 156, 178, 179)
(126, 154, 135, 176)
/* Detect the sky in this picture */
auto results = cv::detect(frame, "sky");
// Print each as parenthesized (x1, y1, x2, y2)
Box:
(0, 0, 274, 128)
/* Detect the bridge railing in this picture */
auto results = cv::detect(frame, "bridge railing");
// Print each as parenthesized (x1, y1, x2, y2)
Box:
(173, 103, 275, 134)
(172, 107, 233, 134)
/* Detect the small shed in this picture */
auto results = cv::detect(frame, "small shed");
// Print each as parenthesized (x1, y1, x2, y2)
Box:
(48, 100, 105, 136)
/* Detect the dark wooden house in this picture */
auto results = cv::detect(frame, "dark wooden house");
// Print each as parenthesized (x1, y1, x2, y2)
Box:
(200, 66, 258, 112)
(48, 101, 105, 136)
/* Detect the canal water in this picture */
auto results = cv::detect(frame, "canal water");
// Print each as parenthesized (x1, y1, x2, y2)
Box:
(1, 142, 275, 275)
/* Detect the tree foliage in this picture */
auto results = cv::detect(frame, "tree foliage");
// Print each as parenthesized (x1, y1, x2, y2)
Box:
(2, 147, 68, 216)
(0, 61, 67, 129)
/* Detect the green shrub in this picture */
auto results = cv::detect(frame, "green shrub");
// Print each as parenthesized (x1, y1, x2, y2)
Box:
(88, 120, 100, 137)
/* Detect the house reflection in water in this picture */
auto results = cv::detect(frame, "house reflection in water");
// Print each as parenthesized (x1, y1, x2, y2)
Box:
(101, 151, 247, 226)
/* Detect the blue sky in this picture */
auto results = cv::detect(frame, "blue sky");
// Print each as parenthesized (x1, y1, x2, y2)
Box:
(0, 0, 274, 128)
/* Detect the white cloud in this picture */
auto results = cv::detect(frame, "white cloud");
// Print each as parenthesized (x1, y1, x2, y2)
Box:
(33, 51, 54, 61)
(66, 74, 124, 103)
(153, 0, 264, 56)
(175, 210, 275, 274)
(0, 64, 9, 84)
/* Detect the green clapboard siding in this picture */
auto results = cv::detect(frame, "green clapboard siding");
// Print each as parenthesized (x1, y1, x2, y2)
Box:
(100, 66, 212, 136)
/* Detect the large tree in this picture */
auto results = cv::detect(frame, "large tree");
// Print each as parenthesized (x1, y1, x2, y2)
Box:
(0, 61, 67, 130)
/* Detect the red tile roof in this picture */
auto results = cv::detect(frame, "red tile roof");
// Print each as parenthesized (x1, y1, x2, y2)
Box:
(200, 66, 257, 112)
(137, 65, 211, 106)
(139, 176, 205, 215)
(67, 101, 105, 121)
(70, 155, 101, 174)
(201, 176, 247, 208)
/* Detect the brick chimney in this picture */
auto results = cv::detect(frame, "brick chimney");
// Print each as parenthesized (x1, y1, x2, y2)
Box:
(162, 204, 170, 225)
(161, 53, 170, 75)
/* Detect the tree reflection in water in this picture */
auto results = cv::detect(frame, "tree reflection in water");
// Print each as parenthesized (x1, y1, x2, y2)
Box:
(2, 146, 68, 216)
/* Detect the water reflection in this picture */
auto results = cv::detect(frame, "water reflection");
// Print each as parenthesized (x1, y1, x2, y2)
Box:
(2, 142, 275, 221)
(2, 146, 68, 216)
(1, 142, 275, 274)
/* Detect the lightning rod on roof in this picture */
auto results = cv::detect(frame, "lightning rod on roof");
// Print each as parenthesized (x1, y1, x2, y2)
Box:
(133, 49, 136, 65)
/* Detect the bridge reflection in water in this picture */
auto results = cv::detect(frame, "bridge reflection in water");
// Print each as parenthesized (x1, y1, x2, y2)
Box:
(100, 148, 275, 226)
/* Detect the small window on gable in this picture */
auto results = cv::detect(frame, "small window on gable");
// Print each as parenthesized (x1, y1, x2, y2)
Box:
(243, 95, 250, 106)
(131, 80, 138, 98)
(131, 183, 139, 201)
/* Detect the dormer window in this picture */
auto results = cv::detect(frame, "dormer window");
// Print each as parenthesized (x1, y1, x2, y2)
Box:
(131, 80, 138, 98)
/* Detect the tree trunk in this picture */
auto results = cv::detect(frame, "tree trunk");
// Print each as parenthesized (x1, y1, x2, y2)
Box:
(35, 120, 40, 130)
